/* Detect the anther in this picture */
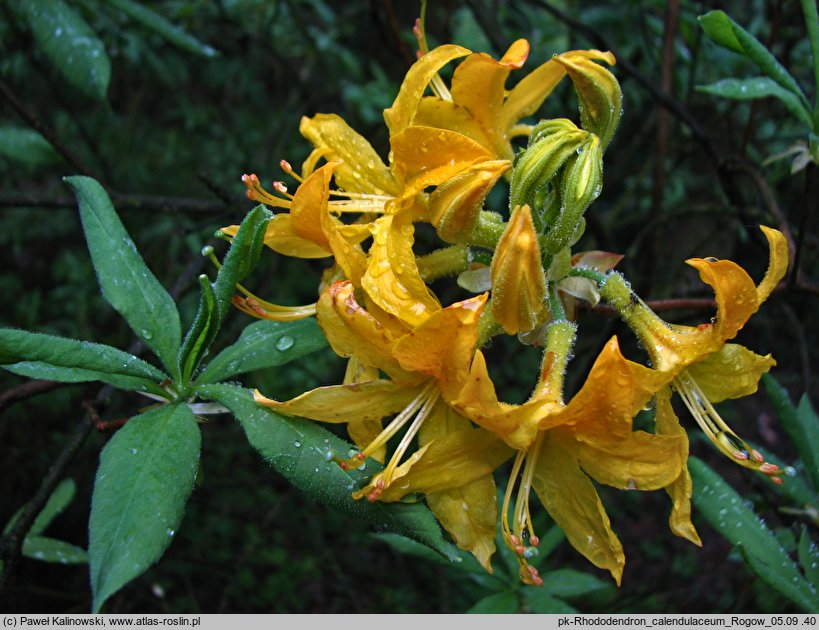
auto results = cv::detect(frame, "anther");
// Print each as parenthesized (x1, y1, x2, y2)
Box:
(529, 536, 540, 547)
(759, 463, 780, 474)
(280, 159, 294, 174)
(514, 545, 526, 556)
(750, 450, 765, 463)
(509, 535, 520, 547)
(272, 181, 288, 194)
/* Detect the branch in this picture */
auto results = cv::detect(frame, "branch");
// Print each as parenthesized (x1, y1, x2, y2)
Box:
(0, 191, 232, 215)
(0, 379, 65, 415)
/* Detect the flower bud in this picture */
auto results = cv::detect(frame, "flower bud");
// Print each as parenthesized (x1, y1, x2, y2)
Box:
(491, 205, 547, 334)
(430, 160, 511, 243)
(553, 50, 621, 148)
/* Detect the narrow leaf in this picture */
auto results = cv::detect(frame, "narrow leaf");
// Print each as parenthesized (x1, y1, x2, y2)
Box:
(539, 568, 609, 598)
(23, 536, 87, 564)
(178, 205, 271, 381)
(107, 0, 218, 58)
(195, 319, 328, 385)
(690, 457, 819, 612)
(3, 478, 77, 537)
(522, 588, 578, 614)
(31, 478, 76, 536)
(467, 591, 519, 614)
(798, 528, 819, 587)
(89, 404, 200, 612)
(0, 329, 165, 393)
(20, 0, 110, 99)
(371, 532, 490, 576)
(65, 176, 182, 378)
(698, 11, 808, 107)
(762, 375, 819, 490)
(697, 78, 813, 128)
(0, 126, 60, 169)
(200, 384, 455, 559)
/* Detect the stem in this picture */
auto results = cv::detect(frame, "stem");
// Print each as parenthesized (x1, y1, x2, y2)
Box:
(469, 211, 507, 250)
(416, 244, 470, 282)
(566, 267, 607, 283)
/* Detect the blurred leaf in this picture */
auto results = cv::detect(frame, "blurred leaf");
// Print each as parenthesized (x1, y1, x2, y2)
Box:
(798, 528, 819, 587)
(195, 318, 328, 386)
(467, 590, 519, 613)
(690, 457, 819, 612)
(698, 11, 809, 109)
(178, 205, 271, 381)
(539, 568, 609, 598)
(199, 384, 458, 561)
(762, 375, 819, 490)
(89, 404, 200, 613)
(23, 536, 87, 564)
(0, 126, 60, 169)
(372, 532, 491, 577)
(31, 478, 76, 536)
(532, 523, 566, 563)
(65, 176, 182, 379)
(522, 587, 577, 613)
(697, 77, 813, 128)
(20, 0, 110, 99)
(0, 329, 166, 394)
(107, 0, 219, 58)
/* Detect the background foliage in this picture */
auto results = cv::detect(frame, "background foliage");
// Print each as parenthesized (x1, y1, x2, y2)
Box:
(0, 0, 816, 613)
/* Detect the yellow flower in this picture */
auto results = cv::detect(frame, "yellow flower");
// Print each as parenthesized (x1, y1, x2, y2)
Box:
(410, 40, 617, 161)
(600, 226, 789, 542)
(253, 281, 507, 570)
(384, 326, 685, 585)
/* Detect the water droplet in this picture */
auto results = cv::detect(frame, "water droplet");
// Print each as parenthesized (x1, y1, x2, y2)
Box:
(293, 441, 301, 448)
(141, 329, 154, 340)
(276, 336, 294, 351)
(166, 528, 175, 537)
(324, 449, 336, 462)
(129, 448, 138, 455)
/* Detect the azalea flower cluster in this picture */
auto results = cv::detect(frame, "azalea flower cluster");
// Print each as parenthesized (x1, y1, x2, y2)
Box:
(222, 28, 789, 586)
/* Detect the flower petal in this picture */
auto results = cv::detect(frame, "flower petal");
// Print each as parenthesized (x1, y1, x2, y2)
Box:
(362, 214, 441, 327)
(316, 280, 412, 380)
(254, 379, 423, 424)
(531, 432, 625, 585)
(222, 217, 330, 259)
(654, 387, 701, 546)
(390, 125, 492, 185)
(300, 113, 398, 195)
(756, 226, 789, 303)
(686, 343, 775, 403)
(384, 44, 471, 136)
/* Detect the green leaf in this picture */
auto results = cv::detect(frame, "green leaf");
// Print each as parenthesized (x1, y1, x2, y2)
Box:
(0, 329, 166, 394)
(31, 478, 76, 536)
(371, 532, 491, 577)
(690, 457, 819, 612)
(19, 0, 110, 100)
(697, 77, 813, 128)
(178, 205, 271, 381)
(107, 0, 218, 58)
(199, 383, 455, 559)
(0, 126, 60, 169)
(195, 318, 328, 386)
(539, 568, 609, 598)
(65, 176, 182, 378)
(522, 588, 577, 614)
(799, 528, 819, 588)
(23, 536, 87, 564)
(467, 591, 519, 614)
(3, 478, 77, 537)
(762, 375, 819, 490)
(89, 404, 200, 613)
(698, 11, 809, 109)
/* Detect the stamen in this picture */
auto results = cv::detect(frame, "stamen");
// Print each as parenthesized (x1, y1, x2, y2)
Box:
(674, 371, 784, 482)
(272, 181, 293, 198)
(335, 381, 437, 471)
(241, 173, 291, 209)
(279, 159, 304, 183)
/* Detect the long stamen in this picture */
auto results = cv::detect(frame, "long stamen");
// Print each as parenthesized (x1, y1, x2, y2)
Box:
(501, 450, 527, 548)
(674, 371, 783, 483)
(378, 389, 440, 485)
(337, 381, 437, 470)
(241, 173, 291, 209)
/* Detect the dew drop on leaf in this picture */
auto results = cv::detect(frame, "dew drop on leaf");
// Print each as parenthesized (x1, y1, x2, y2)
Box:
(275, 336, 295, 351)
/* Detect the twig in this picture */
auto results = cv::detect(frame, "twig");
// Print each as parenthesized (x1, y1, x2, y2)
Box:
(0, 76, 93, 178)
(0, 192, 231, 215)
(0, 379, 64, 415)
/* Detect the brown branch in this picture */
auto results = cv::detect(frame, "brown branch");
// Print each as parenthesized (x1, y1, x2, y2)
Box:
(0, 76, 93, 178)
(0, 192, 232, 215)
(0, 379, 65, 415)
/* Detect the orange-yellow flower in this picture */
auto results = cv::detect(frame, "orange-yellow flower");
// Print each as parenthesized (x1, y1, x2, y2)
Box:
(600, 226, 789, 541)
(253, 281, 509, 570)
